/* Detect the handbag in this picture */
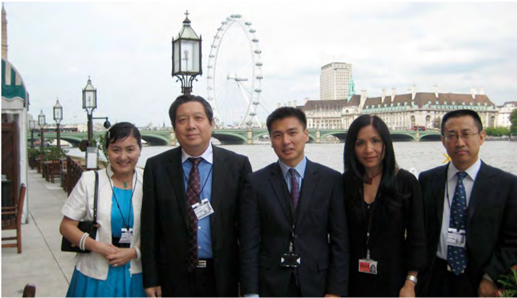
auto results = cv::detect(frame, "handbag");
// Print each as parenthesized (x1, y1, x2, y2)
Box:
(61, 171, 99, 253)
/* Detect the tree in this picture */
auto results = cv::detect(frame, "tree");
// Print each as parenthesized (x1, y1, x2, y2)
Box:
(484, 127, 510, 137)
(510, 108, 517, 136)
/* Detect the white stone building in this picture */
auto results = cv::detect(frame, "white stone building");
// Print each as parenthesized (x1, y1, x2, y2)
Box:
(496, 101, 517, 128)
(320, 62, 352, 101)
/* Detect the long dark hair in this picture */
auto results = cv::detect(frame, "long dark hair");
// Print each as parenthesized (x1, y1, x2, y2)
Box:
(344, 115, 398, 198)
(105, 122, 142, 149)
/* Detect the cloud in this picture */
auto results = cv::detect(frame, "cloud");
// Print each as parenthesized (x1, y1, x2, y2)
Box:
(5, 1, 517, 127)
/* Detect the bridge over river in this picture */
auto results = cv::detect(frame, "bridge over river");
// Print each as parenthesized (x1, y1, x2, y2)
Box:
(34, 129, 441, 147)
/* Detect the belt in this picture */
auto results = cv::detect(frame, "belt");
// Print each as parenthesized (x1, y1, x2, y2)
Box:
(196, 259, 213, 268)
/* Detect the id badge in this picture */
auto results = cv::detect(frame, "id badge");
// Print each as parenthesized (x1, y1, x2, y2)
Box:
(358, 259, 378, 275)
(192, 199, 215, 220)
(119, 228, 133, 244)
(447, 228, 466, 248)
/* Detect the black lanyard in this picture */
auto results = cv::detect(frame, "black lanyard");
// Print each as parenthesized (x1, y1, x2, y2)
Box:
(183, 161, 213, 202)
(107, 169, 137, 230)
(361, 187, 381, 259)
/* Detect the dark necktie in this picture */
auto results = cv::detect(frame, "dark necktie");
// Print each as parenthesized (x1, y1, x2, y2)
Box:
(186, 157, 201, 272)
(289, 168, 299, 208)
(447, 171, 468, 275)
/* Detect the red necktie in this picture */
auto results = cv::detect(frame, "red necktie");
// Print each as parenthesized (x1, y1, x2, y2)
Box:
(289, 168, 299, 208)
(186, 157, 201, 272)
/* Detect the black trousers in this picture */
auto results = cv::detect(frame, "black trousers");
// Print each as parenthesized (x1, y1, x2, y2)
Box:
(426, 257, 479, 297)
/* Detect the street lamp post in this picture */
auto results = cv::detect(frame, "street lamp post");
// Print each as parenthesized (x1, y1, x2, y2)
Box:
(82, 78, 97, 147)
(53, 99, 63, 148)
(38, 110, 46, 149)
(29, 119, 35, 148)
(171, 10, 202, 95)
(81, 77, 110, 169)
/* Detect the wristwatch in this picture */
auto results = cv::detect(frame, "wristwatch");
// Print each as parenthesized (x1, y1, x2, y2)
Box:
(406, 275, 418, 284)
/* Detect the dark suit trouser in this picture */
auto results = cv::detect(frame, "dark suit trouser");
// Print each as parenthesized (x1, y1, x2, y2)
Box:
(165, 259, 217, 297)
(427, 257, 478, 297)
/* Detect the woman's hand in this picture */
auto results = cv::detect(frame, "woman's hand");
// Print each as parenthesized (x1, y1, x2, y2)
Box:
(105, 245, 137, 267)
(90, 240, 118, 258)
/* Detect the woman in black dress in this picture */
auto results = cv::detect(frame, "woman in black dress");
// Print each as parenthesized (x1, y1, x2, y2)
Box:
(343, 115, 426, 297)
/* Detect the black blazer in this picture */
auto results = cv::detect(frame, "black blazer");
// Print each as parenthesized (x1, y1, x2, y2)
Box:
(240, 159, 349, 297)
(140, 145, 252, 297)
(418, 161, 517, 293)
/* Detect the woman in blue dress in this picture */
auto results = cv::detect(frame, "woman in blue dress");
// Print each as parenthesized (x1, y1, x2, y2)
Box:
(60, 122, 146, 297)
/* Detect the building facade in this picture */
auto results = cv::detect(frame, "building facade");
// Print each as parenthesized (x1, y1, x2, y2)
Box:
(320, 62, 352, 100)
(496, 101, 517, 128)
(304, 86, 500, 131)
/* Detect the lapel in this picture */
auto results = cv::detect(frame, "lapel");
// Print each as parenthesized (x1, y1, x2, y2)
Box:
(432, 164, 449, 226)
(467, 161, 494, 228)
(269, 163, 293, 223)
(296, 159, 320, 227)
(210, 146, 226, 229)
(166, 147, 190, 231)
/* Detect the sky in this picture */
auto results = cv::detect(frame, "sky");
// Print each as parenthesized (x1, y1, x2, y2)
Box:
(3, 1, 517, 127)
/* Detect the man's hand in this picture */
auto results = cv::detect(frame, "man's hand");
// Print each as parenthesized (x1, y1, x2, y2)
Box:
(145, 286, 162, 298)
(478, 278, 498, 297)
(324, 294, 340, 297)
(399, 280, 416, 297)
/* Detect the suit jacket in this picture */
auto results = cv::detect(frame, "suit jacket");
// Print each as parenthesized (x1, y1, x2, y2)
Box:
(418, 161, 517, 294)
(140, 145, 252, 297)
(240, 159, 349, 297)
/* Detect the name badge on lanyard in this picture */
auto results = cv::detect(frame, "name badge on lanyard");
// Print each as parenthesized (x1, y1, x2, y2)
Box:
(119, 228, 133, 244)
(447, 228, 466, 248)
(192, 199, 215, 220)
(358, 258, 378, 275)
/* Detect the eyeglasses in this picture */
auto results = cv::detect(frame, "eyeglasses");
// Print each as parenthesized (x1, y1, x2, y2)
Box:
(443, 131, 479, 142)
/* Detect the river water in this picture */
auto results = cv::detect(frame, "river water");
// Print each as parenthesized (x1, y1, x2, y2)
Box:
(67, 141, 517, 176)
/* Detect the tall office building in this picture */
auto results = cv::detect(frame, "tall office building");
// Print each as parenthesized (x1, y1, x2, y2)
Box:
(320, 62, 352, 100)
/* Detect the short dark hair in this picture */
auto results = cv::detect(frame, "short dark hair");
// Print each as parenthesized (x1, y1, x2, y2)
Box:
(441, 109, 483, 135)
(344, 115, 397, 193)
(266, 107, 307, 134)
(106, 122, 142, 149)
(169, 95, 214, 129)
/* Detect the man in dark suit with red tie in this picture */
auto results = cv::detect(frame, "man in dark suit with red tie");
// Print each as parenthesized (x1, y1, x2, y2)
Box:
(417, 109, 517, 297)
(141, 95, 252, 297)
(240, 107, 349, 297)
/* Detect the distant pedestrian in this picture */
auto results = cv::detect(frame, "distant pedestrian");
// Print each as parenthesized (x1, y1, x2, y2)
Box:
(60, 122, 146, 297)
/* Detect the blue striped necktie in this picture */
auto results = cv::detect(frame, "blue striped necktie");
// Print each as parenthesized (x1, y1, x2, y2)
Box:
(447, 171, 468, 275)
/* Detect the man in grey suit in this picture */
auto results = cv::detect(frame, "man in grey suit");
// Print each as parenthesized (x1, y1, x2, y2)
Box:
(418, 109, 517, 297)
(141, 95, 252, 297)
(240, 107, 349, 297)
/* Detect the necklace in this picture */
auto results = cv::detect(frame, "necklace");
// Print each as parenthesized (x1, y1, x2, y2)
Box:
(123, 181, 128, 188)
(364, 168, 382, 185)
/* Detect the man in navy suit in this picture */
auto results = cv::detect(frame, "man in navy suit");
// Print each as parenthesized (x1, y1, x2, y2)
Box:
(240, 107, 349, 297)
(141, 95, 252, 297)
(418, 109, 517, 297)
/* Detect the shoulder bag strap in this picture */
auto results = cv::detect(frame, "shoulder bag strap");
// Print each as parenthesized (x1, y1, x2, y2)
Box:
(93, 171, 99, 224)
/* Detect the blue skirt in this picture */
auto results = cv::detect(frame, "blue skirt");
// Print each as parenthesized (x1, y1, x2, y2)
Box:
(66, 262, 146, 297)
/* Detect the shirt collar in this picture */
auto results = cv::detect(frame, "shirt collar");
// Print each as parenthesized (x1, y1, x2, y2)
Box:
(447, 158, 482, 182)
(278, 156, 307, 179)
(181, 143, 213, 164)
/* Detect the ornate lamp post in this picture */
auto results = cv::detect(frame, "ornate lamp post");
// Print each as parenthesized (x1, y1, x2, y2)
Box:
(29, 119, 35, 148)
(172, 11, 202, 95)
(38, 110, 46, 149)
(81, 77, 110, 169)
(53, 99, 63, 147)
(82, 78, 97, 146)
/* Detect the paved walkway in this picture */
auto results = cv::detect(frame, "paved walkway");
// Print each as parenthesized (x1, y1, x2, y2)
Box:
(2, 168, 75, 297)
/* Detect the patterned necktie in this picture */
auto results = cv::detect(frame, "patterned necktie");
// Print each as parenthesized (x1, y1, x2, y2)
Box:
(289, 168, 299, 208)
(447, 171, 468, 275)
(186, 157, 202, 272)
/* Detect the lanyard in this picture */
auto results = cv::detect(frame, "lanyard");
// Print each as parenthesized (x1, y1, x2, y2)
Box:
(107, 169, 137, 230)
(183, 162, 213, 202)
(361, 187, 380, 260)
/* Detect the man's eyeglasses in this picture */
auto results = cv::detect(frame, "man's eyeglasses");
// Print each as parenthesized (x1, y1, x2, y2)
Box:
(443, 131, 480, 142)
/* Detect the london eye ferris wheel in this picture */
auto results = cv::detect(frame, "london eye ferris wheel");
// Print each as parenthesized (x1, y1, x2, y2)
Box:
(206, 14, 263, 128)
